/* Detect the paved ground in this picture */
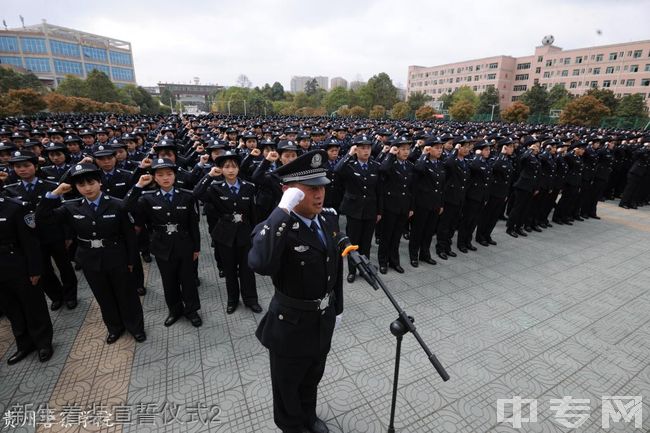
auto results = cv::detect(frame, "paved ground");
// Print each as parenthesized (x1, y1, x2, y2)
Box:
(1, 201, 649, 433)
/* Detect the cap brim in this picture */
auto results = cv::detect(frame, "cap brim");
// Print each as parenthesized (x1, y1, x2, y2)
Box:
(286, 176, 331, 186)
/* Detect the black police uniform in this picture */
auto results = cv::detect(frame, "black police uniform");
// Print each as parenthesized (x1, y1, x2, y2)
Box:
(41, 163, 72, 183)
(37, 187, 145, 338)
(590, 145, 614, 217)
(534, 147, 557, 227)
(0, 195, 53, 361)
(251, 158, 283, 220)
(555, 147, 584, 222)
(579, 144, 598, 217)
(436, 150, 470, 257)
(100, 168, 134, 199)
(457, 151, 491, 251)
(476, 150, 514, 244)
(506, 148, 540, 234)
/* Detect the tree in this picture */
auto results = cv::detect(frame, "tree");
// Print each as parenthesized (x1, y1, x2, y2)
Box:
(304, 79, 319, 96)
(559, 95, 610, 127)
(160, 88, 176, 107)
(236, 74, 252, 88)
(548, 84, 573, 110)
(519, 83, 549, 116)
(270, 82, 285, 101)
(585, 88, 618, 113)
(407, 91, 432, 115)
(449, 99, 476, 121)
(615, 94, 648, 119)
(476, 86, 500, 117)
(349, 105, 367, 118)
(85, 70, 119, 103)
(451, 86, 479, 108)
(501, 101, 531, 123)
(4, 89, 45, 115)
(213, 86, 252, 114)
(323, 86, 350, 114)
(439, 92, 454, 110)
(0, 67, 44, 93)
(336, 105, 351, 117)
(57, 75, 88, 97)
(390, 101, 410, 119)
(415, 105, 437, 120)
(369, 105, 386, 119)
(358, 73, 399, 110)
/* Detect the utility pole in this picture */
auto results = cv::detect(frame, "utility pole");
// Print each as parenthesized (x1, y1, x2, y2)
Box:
(490, 104, 498, 121)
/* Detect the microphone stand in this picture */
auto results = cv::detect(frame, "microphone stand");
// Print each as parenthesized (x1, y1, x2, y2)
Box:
(342, 243, 450, 433)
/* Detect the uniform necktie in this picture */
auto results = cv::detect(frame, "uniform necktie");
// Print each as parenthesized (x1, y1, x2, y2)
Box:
(105, 173, 112, 183)
(361, 163, 368, 171)
(164, 193, 173, 203)
(25, 183, 34, 192)
(230, 186, 238, 196)
(89, 202, 97, 212)
(310, 220, 326, 247)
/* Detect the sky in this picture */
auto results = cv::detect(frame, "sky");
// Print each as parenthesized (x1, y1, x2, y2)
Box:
(3, 0, 650, 89)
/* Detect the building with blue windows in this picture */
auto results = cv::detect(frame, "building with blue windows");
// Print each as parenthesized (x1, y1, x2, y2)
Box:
(0, 21, 136, 88)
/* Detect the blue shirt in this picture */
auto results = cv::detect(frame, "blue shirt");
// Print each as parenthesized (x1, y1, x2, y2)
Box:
(86, 193, 103, 209)
(160, 188, 174, 201)
(225, 179, 241, 195)
(294, 212, 326, 245)
(22, 178, 38, 190)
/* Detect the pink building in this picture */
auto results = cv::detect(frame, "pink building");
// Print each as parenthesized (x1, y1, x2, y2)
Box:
(407, 36, 650, 113)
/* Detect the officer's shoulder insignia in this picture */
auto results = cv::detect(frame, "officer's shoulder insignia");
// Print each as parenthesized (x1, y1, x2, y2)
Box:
(259, 224, 270, 236)
(103, 194, 111, 200)
(62, 197, 83, 204)
(291, 221, 300, 230)
(142, 189, 157, 194)
(23, 211, 36, 228)
(321, 207, 337, 216)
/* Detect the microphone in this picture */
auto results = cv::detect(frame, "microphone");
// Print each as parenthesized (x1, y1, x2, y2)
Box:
(335, 234, 375, 287)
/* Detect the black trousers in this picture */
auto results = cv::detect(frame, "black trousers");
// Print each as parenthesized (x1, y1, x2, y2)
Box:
(216, 243, 258, 306)
(537, 189, 559, 224)
(409, 206, 441, 260)
(579, 180, 595, 216)
(155, 255, 200, 316)
(619, 173, 641, 206)
(127, 254, 145, 292)
(270, 351, 327, 433)
(83, 267, 144, 335)
(555, 185, 580, 221)
(40, 240, 78, 303)
(436, 202, 462, 253)
(345, 216, 375, 274)
(476, 195, 506, 241)
(0, 277, 53, 351)
(588, 178, 608, 216)
(457, 199, 483, 247)
(507, 188, 533, 230)
(377, 210, 408, 266)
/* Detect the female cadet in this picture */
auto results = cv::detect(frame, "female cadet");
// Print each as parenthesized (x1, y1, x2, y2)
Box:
(37, 163, 145, 344)
(126, 158, 203, 327)
(193, 151, 261, 314)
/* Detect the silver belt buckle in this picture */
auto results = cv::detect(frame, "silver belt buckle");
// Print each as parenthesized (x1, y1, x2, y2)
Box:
(232, 213, 243, 223)
(90, 239, 104, 248)
(166, 223, 178, 233)
(318, 293, 330, 311)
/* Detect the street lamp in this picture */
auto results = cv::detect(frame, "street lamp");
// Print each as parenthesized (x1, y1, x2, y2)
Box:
(490, 104, 499, 122)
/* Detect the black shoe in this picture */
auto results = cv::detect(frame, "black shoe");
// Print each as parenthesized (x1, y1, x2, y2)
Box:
(7, 348, 34, 365)
(539, 222, 549, 229)
(410, 259, 419, 267)
(531, 225, 542, 233)
(524, 226, 533, 233)
(164, 314, 181, 327)
(619, 203, 630, 209)
(74, 262, 82, 271)
(226, 303, 238, 314)
(305, 418, 329, 433)
(590, 214, 601, 220)
(487, 238, 497, 245)
(545, 222, 553, 228)
(186, 312, 203, 327)
(141, 253, 152, 263)
(133, 333, 147, 343)
(218, 269, 225, 278)
(346, 273, 356, 283)
(50, 300, 63, 311)
(38, 346, 53, 363)
(437, 251, 448, 260)
(477, 239, 490, 247)
(458, 246, 468, 254)
(247, 303, 263, 313)
(447, 250, 457, 258)
(552, 218, 563, 225)
(379, 266, 388, 274)
(515, 228, 528, 237)
(390, 264, 405, 274)
(581, 214, 590, 219)
(563, 219, 573, 225)
(466, 244, 477, 251)
(574, 216, 584, 222)
(65, 299, 78, 309)
(136, 287, 146, 296)
(421, 257, 437, 265)
(506, 229, 519, 238)
(106, 332, 123, 345)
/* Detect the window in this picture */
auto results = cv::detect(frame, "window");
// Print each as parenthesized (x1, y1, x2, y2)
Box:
(517, 62, 531, 70)
(468, 66, 473, 72)
(511, 96, 520, 101)
(535, 67, 541, 73)
(609, 52, 617, 61)
(475, 65, 480, 71)
(633, 50, 642, 58)
(20, 37, 47, 54)
(590, 81, 598, 88)
(593, 68, 601, 75)
(626, 79, 635, 87)
(112, 67, 134, 81)
(0, 56, 23, 67)
(82, 46, 107, 62)
(515, 74, 529, 81)
(24, 57, 50, 72)
(627, 51, 632, 57)
(561, 70, 569, 77)
(543, 72, 551, 78)
(575, 56, 582, 64)
(472, 86, 477, 91)
(640, 79, 650, 86)
(455, 77, 461, 83)
(603, 80, 611, 88)
(474, 75, 479, 81)
(606, 66, 614, 74)
(85, 63, 111, 76)
(545, 60, 552, 67)
(0, 36, 19, 52)
(646, 64, 650, 72)
(488, 62, 498, 69)
(596, 54, 603, 62)
(53, 59, 83, 75)
(630, 65, 639, 72)
(50, 40, 80, 57)
(572, 69, 580, 76)
(564, 58, 571, 65)
(570, 82, 577, 89)
(537, 56, 543, 62)
(486, 73, 496, 80)
(513, 85, 527, 91)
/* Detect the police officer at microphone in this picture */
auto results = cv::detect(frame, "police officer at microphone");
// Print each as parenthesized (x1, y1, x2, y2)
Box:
(249, 150, 343, 433)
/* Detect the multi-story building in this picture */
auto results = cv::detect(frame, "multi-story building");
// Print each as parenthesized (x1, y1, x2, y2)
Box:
(290, 76, 312, 93)
(0, 20, 136, 88)
(408, 36, 650, 111)
(330, 77, 348, 89)
(313, 76, 329, 91)
(349, 80, 366, 91)
(156, 82, 223, 112)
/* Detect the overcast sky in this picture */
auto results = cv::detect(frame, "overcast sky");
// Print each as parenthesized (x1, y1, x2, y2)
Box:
(3, 0, 649, 89)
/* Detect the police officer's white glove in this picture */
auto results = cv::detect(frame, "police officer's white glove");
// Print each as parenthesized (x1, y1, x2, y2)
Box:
(278, 187, 305, 213)
(335, 314, 343, 329)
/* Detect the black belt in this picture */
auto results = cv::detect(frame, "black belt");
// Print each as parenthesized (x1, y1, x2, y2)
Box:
(274, 289, 334, 312)
(0, 243, 15, 254)
(153, 224, 187, 234)
(77, 237, 122, 248)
